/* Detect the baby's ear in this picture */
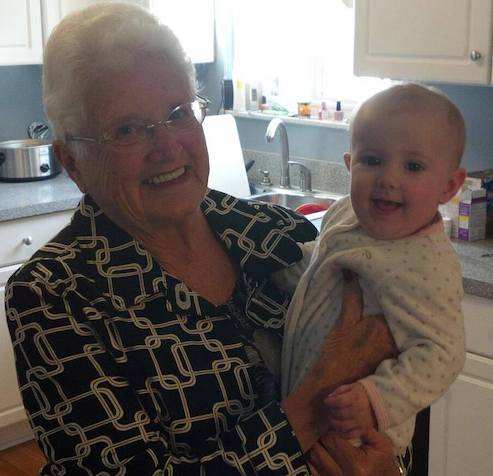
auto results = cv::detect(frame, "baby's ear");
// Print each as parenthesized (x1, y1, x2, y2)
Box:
(439, 167, 466, 204)
(343, 153, 351, 171)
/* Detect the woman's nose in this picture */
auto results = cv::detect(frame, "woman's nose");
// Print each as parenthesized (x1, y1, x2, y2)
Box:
(147, 124, 183, 159)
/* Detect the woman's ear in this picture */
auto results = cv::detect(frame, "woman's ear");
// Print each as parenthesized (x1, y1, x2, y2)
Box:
(439, 167, 466, 204)
(343, 153, 351, 171)
(53, 140, 87, 193)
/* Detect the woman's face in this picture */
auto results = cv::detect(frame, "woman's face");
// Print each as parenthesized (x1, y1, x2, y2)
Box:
(65, 57, 209, 233)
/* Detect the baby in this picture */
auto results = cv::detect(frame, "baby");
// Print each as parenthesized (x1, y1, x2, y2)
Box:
(276, 84, 467, 455)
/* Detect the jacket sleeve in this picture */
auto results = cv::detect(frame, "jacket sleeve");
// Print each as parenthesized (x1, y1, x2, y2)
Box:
(270, 241, 317, 294)
(5, 261, 310, 476)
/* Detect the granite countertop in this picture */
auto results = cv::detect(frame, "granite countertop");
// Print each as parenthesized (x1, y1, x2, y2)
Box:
(0, 171, 82, 221)
(0, 172, 492, 299)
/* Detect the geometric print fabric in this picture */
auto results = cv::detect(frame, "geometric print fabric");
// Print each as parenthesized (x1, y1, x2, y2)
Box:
(6, 189, 317, 475)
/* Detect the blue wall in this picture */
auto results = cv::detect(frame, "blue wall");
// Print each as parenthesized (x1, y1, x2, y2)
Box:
(234, 83, 493, 173)
(0, 64, 491, 173)
(0, 65, 46, 141)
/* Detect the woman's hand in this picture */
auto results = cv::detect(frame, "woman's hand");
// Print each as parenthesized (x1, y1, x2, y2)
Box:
(308, 429, 400, 476)
(282, 272, 398, 451)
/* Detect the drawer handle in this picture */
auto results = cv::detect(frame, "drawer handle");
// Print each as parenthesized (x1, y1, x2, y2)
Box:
(470, 50, 482, 61)
(22, 236, 33, 246)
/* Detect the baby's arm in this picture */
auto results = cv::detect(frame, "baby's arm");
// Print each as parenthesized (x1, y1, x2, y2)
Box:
(358, 242, 465, 442)
(325, 382, 377, 439)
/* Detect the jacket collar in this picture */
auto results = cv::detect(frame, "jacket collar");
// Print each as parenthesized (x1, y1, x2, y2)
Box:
(71, 190, 316, 310)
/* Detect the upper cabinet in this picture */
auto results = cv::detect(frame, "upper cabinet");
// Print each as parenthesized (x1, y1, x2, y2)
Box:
(0, 0, 213, 66)
(354, 0, 493, 85)
(0, 0, 43, 64)
(41, 0, 148, 44)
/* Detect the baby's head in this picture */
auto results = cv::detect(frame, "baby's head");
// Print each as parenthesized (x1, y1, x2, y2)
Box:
(344, 83, 466, 240)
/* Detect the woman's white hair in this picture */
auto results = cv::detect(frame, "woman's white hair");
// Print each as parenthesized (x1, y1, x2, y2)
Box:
(43, 2, 197, 140)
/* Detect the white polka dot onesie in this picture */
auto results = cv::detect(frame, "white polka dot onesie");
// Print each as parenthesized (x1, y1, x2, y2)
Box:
(275, 196, 465, 452)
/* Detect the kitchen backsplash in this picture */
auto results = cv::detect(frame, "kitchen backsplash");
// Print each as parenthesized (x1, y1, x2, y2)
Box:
(244, 149, 350, 195)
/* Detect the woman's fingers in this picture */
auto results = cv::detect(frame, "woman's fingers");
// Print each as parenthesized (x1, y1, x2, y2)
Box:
(308, 442, 343, 476)
(318, 430, 400, 476)
(337, 270, 363, 330)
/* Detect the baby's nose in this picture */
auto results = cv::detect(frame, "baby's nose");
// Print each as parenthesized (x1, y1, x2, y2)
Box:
(377, 166, 399, 189)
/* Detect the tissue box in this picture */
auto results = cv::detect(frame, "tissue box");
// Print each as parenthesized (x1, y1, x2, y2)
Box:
(458, 188, 487, 241)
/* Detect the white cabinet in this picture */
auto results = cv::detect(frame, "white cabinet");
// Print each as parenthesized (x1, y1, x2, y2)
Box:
(0, 0, 214, 65)
(354, 0, 493, 85)
(0, 0, 43, 65)
(41, 0, 148, 44)
(0, 263, 26, 451)
(429, 294, 493, 476)
(0, 210, 72, 450)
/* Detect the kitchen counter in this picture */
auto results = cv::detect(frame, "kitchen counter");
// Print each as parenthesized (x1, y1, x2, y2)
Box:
(0, 171, 81, 221)
(1, 173, 492, 299)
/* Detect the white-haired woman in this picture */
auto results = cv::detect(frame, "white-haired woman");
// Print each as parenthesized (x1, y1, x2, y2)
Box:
(6, 3, 400, 475)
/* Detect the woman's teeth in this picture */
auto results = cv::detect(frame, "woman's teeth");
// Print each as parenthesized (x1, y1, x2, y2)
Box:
(145, 167, 185, 185)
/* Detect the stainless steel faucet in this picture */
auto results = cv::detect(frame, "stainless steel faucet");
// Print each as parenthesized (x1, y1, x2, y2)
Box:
(288, 161, 312, 192)
(265, 118, 290, 188)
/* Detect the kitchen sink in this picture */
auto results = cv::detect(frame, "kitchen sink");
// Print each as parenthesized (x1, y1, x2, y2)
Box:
(248, 190, 341, 213)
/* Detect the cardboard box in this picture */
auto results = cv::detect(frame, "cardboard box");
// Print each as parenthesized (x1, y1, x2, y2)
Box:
(458, 188, 487, 241)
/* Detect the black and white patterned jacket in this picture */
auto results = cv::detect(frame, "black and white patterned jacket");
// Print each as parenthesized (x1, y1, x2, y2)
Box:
(6, 189, 317, 475)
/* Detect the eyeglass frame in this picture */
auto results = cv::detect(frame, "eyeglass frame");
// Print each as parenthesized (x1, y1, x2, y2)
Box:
(66, 94, 210, 147)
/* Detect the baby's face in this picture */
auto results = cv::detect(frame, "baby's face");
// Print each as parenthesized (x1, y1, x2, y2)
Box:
(346, 108, 463, 240)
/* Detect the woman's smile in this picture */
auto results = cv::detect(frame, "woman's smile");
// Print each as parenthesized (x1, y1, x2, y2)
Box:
(143, 166, 186, 185)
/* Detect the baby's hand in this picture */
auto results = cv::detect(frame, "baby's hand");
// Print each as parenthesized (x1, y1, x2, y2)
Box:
(324, 382, 377, 439)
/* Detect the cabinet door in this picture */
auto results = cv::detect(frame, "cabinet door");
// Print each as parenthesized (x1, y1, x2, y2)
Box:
(0, 0, 43, 64)
(429, 352, 493, 476)
(354, 0, 493, 84)
(41, 0, 148, 43)
(0, 265, 29, 442)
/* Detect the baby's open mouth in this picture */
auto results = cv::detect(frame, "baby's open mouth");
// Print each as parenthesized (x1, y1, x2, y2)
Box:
(372, 199, 402, 211)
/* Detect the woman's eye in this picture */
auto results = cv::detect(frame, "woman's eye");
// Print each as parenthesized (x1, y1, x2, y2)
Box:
(168, 105, 193, 122)
(113, 123, 140, 139)
(406, 161, 424, 172)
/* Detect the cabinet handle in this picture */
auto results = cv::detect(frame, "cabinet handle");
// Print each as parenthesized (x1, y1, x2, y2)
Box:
(470, 50, 482, 61)
(22, 236, 33, 245)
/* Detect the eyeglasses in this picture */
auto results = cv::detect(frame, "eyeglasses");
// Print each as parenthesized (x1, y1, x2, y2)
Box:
(67, 95, 210, 147)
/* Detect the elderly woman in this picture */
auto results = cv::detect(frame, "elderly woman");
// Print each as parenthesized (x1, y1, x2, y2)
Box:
(6, 3, 401, 475)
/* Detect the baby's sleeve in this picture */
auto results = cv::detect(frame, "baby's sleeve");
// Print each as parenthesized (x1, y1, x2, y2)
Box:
(358, 238, 465, 450)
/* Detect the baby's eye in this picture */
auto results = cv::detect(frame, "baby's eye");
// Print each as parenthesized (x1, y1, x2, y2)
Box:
(406, 161, 424, 172)
(363, 155, 381, 166)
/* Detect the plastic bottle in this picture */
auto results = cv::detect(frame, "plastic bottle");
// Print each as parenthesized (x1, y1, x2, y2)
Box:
(259, 95, 268, 112)
(233, 78, 246, 112)
(318, 101, 329, 120)
(333, 100, 344, 121)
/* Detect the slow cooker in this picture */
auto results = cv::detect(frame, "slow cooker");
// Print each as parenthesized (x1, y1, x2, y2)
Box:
(0, 139, 62, 182)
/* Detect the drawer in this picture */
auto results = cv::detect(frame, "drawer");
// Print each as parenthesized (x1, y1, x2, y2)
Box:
(463, 294, 493, 359)
(0, 210, 73, 268)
